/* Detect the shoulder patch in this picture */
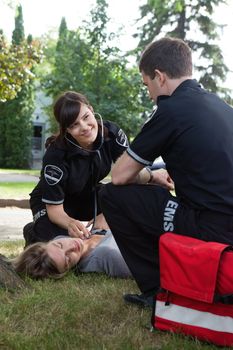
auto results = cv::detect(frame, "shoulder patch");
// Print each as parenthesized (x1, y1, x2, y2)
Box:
(116, 129, 129, 148)
(44, 165, 63, 186)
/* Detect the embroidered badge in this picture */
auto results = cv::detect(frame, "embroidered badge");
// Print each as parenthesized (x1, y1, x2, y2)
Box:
(44, 165, 63, 186)
(116, 129, 129, 147)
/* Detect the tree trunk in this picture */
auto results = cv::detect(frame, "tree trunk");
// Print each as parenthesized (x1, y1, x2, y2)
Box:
(0, 254, 27, 290)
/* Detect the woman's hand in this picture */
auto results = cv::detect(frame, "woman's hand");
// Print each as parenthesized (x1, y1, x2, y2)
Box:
(46, 204, 91, 239)
(150, 169, 174, 191)
(86, 213, 110, 231)
(67, 219, 91, 239)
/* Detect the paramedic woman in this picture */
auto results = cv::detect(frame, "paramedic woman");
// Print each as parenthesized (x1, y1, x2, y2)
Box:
(23, 91, 129, 246)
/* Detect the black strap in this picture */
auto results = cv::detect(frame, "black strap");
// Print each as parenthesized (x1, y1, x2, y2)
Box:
(90, 228, 107, 235)
(214, 293, 233, 304)
(157, 288, 233, 305)
(91, 150, 102, 230)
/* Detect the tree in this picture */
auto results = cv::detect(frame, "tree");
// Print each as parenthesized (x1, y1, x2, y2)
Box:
(0, 85, 34, 168)
(0, 5, 42, 168)
(43, 0, 144, 138)
(0, 31, 41, 102)
(12, 4, 24, 45)
(135, 0, 232, 102)
(56, 17, 67, 51)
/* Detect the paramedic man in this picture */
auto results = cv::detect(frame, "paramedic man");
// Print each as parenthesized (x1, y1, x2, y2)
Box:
(23, 91, 129, 246)
(100, 37, 233, 307)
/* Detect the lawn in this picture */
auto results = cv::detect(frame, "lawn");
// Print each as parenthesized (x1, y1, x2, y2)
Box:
(0, 169, 226, 349)
(0, 168, 39, 199)
(0, 241, 225, 350)
(0, 182, 36, 199)
(0, 169, 40, 176)
(0, 168, 109, 199)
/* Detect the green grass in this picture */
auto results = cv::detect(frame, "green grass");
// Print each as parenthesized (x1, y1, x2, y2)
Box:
(0, 168, 39, 199)
(0, 182, 36, 199)
(0, 169, 40, 176)
(0, 241, 226, 350)
(0, 172, 109, 199)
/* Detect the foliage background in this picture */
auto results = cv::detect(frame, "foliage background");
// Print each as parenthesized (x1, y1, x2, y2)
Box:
(0, 0, 232, 168)
(0, 5, 42, 168)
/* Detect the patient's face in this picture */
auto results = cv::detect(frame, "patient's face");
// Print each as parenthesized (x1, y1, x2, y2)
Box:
(46, 237, 84, 273)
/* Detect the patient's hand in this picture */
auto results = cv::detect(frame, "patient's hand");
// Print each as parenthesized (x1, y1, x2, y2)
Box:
(151, 169, 174, 191)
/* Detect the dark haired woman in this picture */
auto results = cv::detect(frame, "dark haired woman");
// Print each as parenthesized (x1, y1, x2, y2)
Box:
(23, 91, 129, 246)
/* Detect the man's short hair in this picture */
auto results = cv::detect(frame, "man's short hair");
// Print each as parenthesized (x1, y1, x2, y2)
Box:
(139, 36, 192, 79)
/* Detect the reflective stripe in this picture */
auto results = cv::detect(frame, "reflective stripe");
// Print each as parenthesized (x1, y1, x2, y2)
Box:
(45, 174, 61, 182)
(42, 198, 64, 204)
(155, 300, 233, 333)
(126, 148, 152, 166)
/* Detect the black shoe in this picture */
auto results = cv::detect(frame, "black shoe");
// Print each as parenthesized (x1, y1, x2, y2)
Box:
(23, 222, 35, 248)
(123, 293, 154, 308)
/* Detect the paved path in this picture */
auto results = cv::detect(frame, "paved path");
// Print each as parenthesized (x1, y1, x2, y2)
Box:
(0, 173, 37, 241)
(0, 173, 39, 182)
(0, 207, 32, 241)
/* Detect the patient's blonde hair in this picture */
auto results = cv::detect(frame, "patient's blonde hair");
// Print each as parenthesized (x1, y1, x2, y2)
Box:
(12, 242, 66, 279)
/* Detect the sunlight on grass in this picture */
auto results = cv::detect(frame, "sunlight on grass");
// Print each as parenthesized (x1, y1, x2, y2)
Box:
(0, 182, 36, 199)
(0, 240, 24, 257)
(0, 169, 40, 176)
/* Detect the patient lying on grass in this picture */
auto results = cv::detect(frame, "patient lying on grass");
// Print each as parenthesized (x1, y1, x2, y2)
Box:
(12, 231, 132, 279)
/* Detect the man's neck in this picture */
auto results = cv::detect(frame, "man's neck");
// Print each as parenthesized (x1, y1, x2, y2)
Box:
(167, 76, 192, 95)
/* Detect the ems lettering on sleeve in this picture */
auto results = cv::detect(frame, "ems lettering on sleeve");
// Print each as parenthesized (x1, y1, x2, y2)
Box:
(33, 209, 47, 222)
(163, 200, 179, 232)
(44, 165, 63, 186)
(116, 129, 128, 148)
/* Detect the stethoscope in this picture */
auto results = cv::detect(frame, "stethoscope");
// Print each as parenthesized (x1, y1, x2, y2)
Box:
(64, 113, 104, 231)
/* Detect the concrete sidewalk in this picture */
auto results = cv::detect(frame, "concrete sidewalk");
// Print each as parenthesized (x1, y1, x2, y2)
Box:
(0, 207, 32, 241)
(0, 173, 37, 241)
(0, 173, 39, 182)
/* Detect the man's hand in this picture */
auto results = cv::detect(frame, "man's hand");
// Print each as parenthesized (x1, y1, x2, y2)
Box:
(150, 168, 174, 191)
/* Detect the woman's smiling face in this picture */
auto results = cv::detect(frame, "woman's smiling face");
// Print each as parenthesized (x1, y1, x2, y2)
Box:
(46, 237, 84, 273)
(66, 104, 98, 149)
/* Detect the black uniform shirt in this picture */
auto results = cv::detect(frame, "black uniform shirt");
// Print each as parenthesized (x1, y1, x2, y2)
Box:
(30, 121, 128, 219)
(128, 79, 233, 214)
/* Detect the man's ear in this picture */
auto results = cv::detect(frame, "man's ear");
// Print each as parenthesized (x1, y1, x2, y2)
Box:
(155, 69, 166, 86)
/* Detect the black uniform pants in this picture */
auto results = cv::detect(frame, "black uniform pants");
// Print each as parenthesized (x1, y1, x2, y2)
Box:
(100, 183, 233, 294)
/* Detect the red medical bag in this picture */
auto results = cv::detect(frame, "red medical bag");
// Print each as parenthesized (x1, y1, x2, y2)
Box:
(152, 233, 233, 346)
